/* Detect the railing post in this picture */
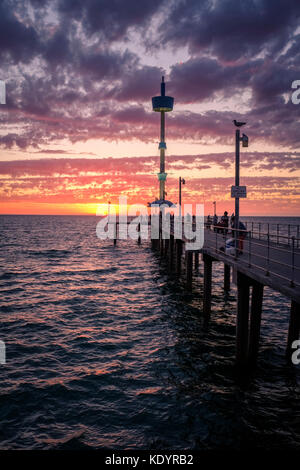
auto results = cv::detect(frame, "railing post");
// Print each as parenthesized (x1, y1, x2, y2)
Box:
(266, 233, 270, 276)
(291, 236, 295, 287)
(277, 224, 279, 244)
(248, 230, 252, 267)
(234, 227, 238, 260)
(297, 226, 299, 249)
(288, 224, 291, 246)
(259, 222, 261, 240)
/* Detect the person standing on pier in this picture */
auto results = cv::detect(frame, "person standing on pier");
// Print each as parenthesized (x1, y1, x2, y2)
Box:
(231, 216, 247, 254)
(213, 213, 218, 231)
(230, 213, 235, 226)
(207, 214, 212, 229)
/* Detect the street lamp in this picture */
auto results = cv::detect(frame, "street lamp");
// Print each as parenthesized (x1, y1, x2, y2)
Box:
(213, 201, 216, 216)
(179, 177, 185, 219)
(232, 122, 249, 254)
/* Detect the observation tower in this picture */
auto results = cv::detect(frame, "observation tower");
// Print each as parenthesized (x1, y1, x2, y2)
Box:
(152, 76, 174, 201)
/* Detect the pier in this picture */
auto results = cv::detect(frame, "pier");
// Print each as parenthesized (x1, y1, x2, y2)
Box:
(150, 220, 300, 369)
(110, 218, 299, 368)
(108, 76, 300, 370)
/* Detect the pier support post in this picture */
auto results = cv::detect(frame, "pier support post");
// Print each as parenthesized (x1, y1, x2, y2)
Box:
(203, 254, 213, 318)
(194, 252, 199, 270)
(137, 223, 141, 245)
(248, 280, 264, 366)
(286, 300, 300, 360)
(169, 235, 174, 270)
(160, 236, 164, 257)
(236, 271, 250, 368)
(164, 238, 169, 259)
(224, 264, 230, 292)
(159, 214, 163, 256)
(114, 223, 117, 246)
(186, 250, 193, 290)
(176, 239, 182, 275)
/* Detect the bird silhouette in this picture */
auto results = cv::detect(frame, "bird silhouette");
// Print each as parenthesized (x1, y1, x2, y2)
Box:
(233, 119, 246, 127)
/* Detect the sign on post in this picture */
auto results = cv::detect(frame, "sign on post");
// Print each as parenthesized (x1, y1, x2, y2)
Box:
(231, 185, 247, 198)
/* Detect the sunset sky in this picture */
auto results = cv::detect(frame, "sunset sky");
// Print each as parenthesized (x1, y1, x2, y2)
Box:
(0, 0, 299, 215)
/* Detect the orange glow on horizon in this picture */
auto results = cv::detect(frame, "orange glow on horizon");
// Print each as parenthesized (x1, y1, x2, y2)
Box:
(1, 198, 299, 217)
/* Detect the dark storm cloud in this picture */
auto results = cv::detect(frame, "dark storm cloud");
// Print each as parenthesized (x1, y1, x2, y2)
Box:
(168, 57, 261, 102)
(78, 49, 138, 80)
(57, 0, 162, 41)
(158, 0, 300, 61)
(109, 66, 164, 101)
(0, 1, 40, 63)
(0, 0, 299, 151)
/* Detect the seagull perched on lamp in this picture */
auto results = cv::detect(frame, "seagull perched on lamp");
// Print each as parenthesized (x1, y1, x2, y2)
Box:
(233, 119, 246, 127)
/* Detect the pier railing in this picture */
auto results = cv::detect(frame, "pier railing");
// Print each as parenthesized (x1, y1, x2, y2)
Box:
(205, 221, 300, 248)
(204, 225, 300, 290)
(243, 221, 300, 248)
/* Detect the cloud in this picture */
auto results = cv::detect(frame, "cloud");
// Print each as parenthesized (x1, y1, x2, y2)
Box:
(0, 1, 299, 162)
(57, 0, 163, 41)
(0, 1, 40, 63)
(158, 0, 300, 61)
(0, 152, 299, 179)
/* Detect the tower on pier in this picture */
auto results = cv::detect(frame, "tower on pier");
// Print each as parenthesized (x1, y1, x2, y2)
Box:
(152, 76, 174, 200)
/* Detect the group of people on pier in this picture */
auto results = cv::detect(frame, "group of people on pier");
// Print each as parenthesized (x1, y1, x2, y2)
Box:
(206, 211, 247, 254)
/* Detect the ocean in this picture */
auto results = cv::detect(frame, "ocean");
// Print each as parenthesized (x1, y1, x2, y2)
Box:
(0, 215, 300, 450)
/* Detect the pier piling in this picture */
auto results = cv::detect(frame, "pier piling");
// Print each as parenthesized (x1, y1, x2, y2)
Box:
(236, 271, 250, 368)
(286, 300, 300, 360)
(203, 254, 213, 317)
(114, 223, 117, 246)
(194, 252, 199, 270)
(169, 235, 174, 270)
(160, 236, 164, 257)
(164, 238, 169, 259)
(248, 280, 264, 366)
(186, 250, 193, 290)
(176, 239, 182, 275)
(224, 264, 230, 292)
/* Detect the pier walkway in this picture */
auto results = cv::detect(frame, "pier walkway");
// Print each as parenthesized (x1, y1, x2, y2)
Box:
(202, 227, 300, 303)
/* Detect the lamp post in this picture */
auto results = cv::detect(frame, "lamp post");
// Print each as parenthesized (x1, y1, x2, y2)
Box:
(233, 128, 248, 254)
(213, 201, 216, 216)
(179, 177, 185, 218)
